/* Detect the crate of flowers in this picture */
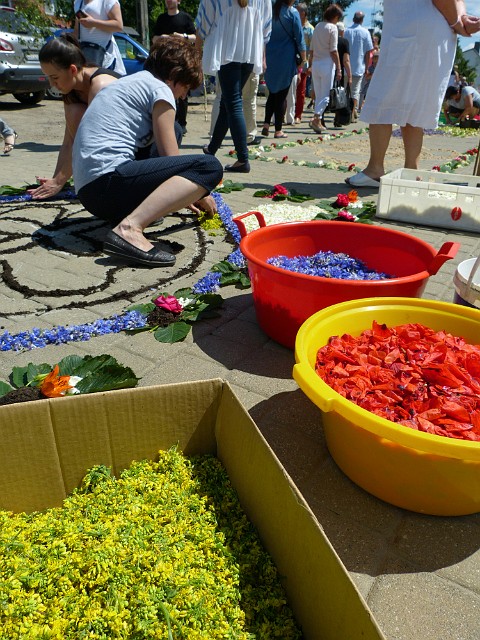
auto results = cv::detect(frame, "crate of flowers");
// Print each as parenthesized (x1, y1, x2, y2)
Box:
(0, 379, 385, 640)
(377, 168, 480, 233)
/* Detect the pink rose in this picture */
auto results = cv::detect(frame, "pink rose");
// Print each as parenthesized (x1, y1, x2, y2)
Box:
(336, 210, 356, 222)
(273, 184, 289, 194)
(334, 193, 350, 208)
(154, 295, 183, 314)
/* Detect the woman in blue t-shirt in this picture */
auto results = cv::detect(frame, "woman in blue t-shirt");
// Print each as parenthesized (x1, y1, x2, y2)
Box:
(72, 38, 223, 267)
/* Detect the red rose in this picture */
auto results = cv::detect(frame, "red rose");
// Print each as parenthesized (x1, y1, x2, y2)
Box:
(281, 156, 288, 163)
(271, 143, 277, 148)
(273, 184, 289, 194)
(432, 165, 440, 171)
(228, 150, 235, 156)
(334, 193, 350, 208)
(347, 163, 356, 171)
(154, 295, 183, 314)
(336, 210, 356, 222)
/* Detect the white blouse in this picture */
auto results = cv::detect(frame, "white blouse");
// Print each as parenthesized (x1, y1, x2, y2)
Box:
(195, 0, 272, 76)
(311, 21, 338, 61)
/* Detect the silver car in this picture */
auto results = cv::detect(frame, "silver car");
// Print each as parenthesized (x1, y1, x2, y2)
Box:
(0, 7, 49, 104)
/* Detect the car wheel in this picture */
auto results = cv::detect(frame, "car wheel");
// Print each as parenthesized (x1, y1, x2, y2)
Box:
(12, 90, 46, 105)
(46, 86, 62, 100)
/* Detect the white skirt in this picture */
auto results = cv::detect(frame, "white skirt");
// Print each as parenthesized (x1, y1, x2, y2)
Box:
(360, 0, 456, 129)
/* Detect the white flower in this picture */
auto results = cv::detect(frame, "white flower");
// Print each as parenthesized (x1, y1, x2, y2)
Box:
(177, 297, 195, 308)
(348, 200, 364, 209)
(241, 203, 321, 232)
(317, 160, 324, 167)
(65, 376, 82, 395)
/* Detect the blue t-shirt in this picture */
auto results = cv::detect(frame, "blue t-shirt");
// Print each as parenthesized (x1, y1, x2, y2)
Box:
(73, 70, 176, 192)
(344, 23, 373, 76)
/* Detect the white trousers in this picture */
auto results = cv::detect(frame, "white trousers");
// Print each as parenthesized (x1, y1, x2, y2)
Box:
(311, 57, 335, 117)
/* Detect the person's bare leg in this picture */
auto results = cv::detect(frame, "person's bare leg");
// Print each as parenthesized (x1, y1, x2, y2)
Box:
(401, 124, 423, 169)
(113, 176, 206, 251)
(362, 123, 392, 179)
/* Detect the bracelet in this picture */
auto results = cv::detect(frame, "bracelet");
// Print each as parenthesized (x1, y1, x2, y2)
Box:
(449, 16, 462, 28)
(183, 33, 189, 40)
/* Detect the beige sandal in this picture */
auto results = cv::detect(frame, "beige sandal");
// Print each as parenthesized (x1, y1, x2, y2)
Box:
(3, 132, 18, 155)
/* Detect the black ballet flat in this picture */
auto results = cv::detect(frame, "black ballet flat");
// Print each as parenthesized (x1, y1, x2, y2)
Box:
(103, 230, 176, 267)
(224, 161, 251, 173)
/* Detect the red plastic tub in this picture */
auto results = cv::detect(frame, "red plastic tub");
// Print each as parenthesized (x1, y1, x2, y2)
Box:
(233, 214, 459, 349)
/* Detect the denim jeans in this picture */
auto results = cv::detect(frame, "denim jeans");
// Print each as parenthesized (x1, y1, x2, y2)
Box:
(209, 61, 254, 164)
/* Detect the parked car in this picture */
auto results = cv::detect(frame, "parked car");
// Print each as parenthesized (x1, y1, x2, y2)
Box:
(46, 28, 148, 99)
(0, 7, 49, 104)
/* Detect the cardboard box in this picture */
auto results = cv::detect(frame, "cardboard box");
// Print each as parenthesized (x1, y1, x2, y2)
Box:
(0, 379, 385, 640)
(377, 168, 480, 232)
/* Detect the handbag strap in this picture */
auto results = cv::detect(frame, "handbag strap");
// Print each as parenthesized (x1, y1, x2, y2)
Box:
(278, 12, 299, 53)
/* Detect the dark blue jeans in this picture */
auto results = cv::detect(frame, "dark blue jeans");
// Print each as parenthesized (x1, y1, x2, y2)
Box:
(209, 61, 254, 164)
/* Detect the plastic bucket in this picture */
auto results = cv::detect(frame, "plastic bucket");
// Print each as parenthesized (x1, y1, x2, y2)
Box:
(233, 214, 459, 349)
(293, 297, 480, 515)
(453, 256, 480, 309)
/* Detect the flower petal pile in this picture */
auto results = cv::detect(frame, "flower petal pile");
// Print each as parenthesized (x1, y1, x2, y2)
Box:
(0, 450, 301, 639)
(267, 250, 391, 280)
(315, 321, 480, 441)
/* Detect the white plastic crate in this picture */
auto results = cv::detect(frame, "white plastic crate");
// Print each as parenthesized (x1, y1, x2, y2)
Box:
(377, 169, 480, 233)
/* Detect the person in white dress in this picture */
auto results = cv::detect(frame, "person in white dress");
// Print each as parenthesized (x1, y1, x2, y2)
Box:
(347, 0, 480, 188)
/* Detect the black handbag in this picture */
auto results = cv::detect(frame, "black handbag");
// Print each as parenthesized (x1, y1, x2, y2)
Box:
(328, 80, 348, 112)
(333, 84, 353, 126)
(77, 0, 110, 67)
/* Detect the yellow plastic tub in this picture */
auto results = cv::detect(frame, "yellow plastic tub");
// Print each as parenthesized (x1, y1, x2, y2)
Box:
(293, 297, 480, 516)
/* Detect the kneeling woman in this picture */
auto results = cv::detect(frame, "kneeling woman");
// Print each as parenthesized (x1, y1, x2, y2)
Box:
(72, 39, 223, 267)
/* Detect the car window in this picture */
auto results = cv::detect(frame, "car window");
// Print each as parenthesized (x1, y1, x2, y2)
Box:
(0, 10, 33, 35)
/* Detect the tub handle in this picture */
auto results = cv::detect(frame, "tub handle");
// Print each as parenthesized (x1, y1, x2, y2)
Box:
(232, 211, 266, 238)
(427, 242, 460, 275)
(292, 362, 335, 413)
(466, 255, 480, 290)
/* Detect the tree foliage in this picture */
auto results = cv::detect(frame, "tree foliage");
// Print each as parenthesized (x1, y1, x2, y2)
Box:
(454, 42, 477, 85)
(308, 0, 355, 24)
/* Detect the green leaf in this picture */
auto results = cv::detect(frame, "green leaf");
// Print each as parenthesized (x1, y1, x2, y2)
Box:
(154, 322, 191, 343)
(238, 273, 251, 288)
(173, 287, 193, 299)
(253, 189, 272, 197)
(10, 366, 30, 389)
(57, 355, 85, 376)
(0, 381, 14, 397)
(197, 293, 223, 309)
(219, 272, 242, 286)
(11, 363, 51, 388)
(126, 302, 155, 315)
(0, 185, 28, 195)
(65, 355, 118, 378)
(212, 261, 236, 275)
(75, 365, 139, 394)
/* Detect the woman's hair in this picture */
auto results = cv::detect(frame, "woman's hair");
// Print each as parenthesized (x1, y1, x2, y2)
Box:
(145, 38, 203, 90)
(323, 3, 343, 22)
(237, 0, 248, 6)
(39, 34, 87, 70)
(273, 0, 292, 20)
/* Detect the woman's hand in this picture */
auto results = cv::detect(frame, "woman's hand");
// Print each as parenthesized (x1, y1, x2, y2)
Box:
(27, 178, 64, 200)
(335, 68, 342, 81)
(462, 14, 480, 35)
(188, 195, 217, 217)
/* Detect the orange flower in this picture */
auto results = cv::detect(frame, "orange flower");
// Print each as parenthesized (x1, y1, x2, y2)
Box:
(347, 189, 358, 203)
(40, 365, 73, 398)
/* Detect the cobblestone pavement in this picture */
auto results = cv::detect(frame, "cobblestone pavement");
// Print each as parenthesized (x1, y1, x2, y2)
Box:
(1, 92, 480, 640)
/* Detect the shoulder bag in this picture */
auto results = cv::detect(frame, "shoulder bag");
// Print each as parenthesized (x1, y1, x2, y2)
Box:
(77, 1, 111, 67)
(328, 78, 348, 112)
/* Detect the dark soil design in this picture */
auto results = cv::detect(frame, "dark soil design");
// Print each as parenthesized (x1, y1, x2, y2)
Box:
(146, 307, 182, 327)
(0, 386, 45, 405)
(0, 203, 212, 320)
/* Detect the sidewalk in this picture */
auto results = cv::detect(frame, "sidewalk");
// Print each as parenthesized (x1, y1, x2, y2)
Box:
(1, 92, 480, 640)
